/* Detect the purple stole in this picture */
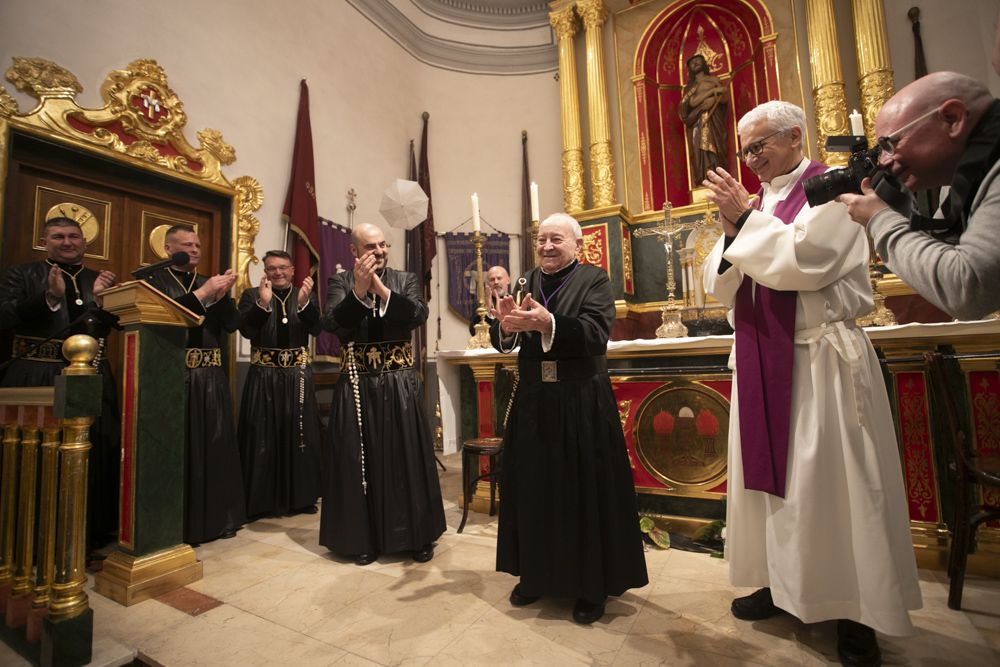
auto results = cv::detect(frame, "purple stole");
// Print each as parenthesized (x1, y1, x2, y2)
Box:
(734, 160, 828, 498)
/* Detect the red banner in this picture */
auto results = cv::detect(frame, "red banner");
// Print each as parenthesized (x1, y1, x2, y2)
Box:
(282, 79, 320, 285)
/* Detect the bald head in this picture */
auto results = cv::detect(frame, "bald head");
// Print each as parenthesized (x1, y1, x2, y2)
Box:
(875, 72, 995, 191)
(879, 72, 992, 130)
(350, 223, 389, 269)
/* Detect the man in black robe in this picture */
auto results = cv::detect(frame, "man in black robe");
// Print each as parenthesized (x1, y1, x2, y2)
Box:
(237, 250, 321, 519)
(319, 222, 445, 565)
(0, 216, 120, 555)
(145, 225, 245, 544)
(491, 213, 648, 625)
(468, 265, 511, 335)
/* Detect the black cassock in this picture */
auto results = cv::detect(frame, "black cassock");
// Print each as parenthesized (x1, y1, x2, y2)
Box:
(146, 268, 246, 543)
(491, 260, 648, 603)
(0, 260, 120, 549)
(319, 267, 445, 556)
(237, 286, 322, 517)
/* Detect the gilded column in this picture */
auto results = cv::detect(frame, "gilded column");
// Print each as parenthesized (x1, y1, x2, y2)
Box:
(577, 0, 616, 208)
(48, 336, 97, 622)
(805, 0, 850, 166)
(851, 0, 895, 147)
(550, 6, 585, 213)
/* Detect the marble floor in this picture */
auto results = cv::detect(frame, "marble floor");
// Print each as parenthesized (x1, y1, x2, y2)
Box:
(4, 453, 999, 666)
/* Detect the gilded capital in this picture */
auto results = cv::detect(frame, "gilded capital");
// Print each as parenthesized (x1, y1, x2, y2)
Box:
(576, 0, 608, 31)
(590, 141, 615, 208)
(549, 7, 578, 41)
(813, 83, 849, 166)
(562, 149, 586, 213)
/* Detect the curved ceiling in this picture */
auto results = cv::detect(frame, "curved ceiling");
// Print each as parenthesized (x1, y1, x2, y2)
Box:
(347, 0, 558, 75)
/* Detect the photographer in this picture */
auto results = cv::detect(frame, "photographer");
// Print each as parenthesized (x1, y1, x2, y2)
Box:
(838, 71, 1000, 320)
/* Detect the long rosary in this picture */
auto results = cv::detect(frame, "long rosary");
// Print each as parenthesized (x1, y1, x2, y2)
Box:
(167, 269, 197, 294)
(46, 260, 85, 306)
(345, 342, 368, 495)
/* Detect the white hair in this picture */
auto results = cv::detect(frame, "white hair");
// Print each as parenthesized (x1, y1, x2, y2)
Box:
(737, 100, 806, 136)
(539, 212, 582, 240)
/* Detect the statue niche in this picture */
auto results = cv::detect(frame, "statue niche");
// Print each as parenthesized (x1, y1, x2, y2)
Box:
(633, 0, 781, 210)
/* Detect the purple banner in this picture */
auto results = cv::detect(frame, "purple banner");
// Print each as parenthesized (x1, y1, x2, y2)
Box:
(443, 232, 510, 320)
(316, 217, 354, 359)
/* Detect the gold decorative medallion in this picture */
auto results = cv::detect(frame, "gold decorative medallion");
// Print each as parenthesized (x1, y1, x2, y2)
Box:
(633, 381, 729, 490)
(45, 202, 99, 242)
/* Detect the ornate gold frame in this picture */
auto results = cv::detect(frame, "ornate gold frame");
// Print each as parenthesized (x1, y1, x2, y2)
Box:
(0, 57, 261, 292)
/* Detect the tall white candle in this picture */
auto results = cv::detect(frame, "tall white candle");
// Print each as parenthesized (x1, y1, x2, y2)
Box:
(471, 193, 480, 233)
(849, 109, 864, 136)
(530, 182, 540, 222)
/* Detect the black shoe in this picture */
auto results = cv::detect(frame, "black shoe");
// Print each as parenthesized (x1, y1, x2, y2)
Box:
(731, 587, 783, 620)
(297, 505, 319, 515)
(509, 584, 541, 607)
(572, 598, 606, 625)
(413, 544, 434, 563)
(837, 620, 881, 667)
(354, 553, 377, 566)
(220, 529, 237, 539)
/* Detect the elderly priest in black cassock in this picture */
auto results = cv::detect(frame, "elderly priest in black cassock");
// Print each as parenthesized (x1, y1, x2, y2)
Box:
(237, 250, 322, 518)
(491, 213, 648, 625)
(319, 222, 445, 566)
(145, 225, 246, 544)
(0, 216, 120, 554)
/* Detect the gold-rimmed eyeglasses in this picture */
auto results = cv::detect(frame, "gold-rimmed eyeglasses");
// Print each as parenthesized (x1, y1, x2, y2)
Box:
(738, 130, 784, 162)
(876, 106, 940, 156)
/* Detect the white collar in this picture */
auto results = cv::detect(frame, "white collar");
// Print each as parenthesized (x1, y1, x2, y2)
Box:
(764, 157, 809, 195)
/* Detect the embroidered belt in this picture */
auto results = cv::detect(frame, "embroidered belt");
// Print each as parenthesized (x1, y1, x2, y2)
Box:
(185, 347, 223, 369)
(519, 355, 607, 383)
(251, 346, 311, 368)
(12, 335, 64, 362)
(341, 340, 413, 374)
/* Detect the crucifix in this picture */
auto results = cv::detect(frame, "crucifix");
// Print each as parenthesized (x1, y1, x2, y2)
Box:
(632, 201, 708, 338)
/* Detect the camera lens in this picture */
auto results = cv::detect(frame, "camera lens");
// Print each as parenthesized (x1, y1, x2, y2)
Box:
(803, 169, 856, 208)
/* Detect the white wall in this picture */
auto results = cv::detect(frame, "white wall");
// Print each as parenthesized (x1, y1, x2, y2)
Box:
(0, 0, 563, 356)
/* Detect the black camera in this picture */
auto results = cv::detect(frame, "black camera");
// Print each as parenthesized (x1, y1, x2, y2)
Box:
(802, 135, 910, 213)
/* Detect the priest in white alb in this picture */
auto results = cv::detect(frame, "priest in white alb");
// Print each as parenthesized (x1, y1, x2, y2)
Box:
(701, 100, 921, 667)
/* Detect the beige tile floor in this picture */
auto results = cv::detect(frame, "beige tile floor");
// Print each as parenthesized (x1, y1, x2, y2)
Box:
(4, 452, 999, 666)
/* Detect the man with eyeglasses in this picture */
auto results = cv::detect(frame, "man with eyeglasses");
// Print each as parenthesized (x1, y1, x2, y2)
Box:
(319, 222, 445, 566)
(236, 250, 322, 520)
(839, 71, 1000, 321)
(701, 100, 921, 667)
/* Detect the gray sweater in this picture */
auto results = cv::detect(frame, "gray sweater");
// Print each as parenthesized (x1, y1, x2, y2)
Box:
(869, 160, 1000, 321)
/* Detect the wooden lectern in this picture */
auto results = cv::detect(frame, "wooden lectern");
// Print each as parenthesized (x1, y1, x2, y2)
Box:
(93, 280, 205, 605)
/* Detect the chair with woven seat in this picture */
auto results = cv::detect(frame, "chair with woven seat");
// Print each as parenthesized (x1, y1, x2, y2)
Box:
(924, 351, 1000, 610)
(457, 436, 503, 533)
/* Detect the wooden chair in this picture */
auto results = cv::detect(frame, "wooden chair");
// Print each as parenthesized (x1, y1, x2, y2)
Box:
(457, 436, 503, 533)
(924, 351, 1000, 610)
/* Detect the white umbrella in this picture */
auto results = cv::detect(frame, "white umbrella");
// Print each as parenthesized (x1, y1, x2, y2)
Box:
(378, 179, 429, 230)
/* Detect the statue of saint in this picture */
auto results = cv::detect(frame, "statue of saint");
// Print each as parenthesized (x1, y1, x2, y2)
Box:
(678, 54, 729, 185)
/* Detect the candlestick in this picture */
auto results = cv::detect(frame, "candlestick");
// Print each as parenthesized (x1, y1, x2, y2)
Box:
(530, 182, 539, 222)
(471, 193, 480, 233)
(849, 109, 864, 136)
